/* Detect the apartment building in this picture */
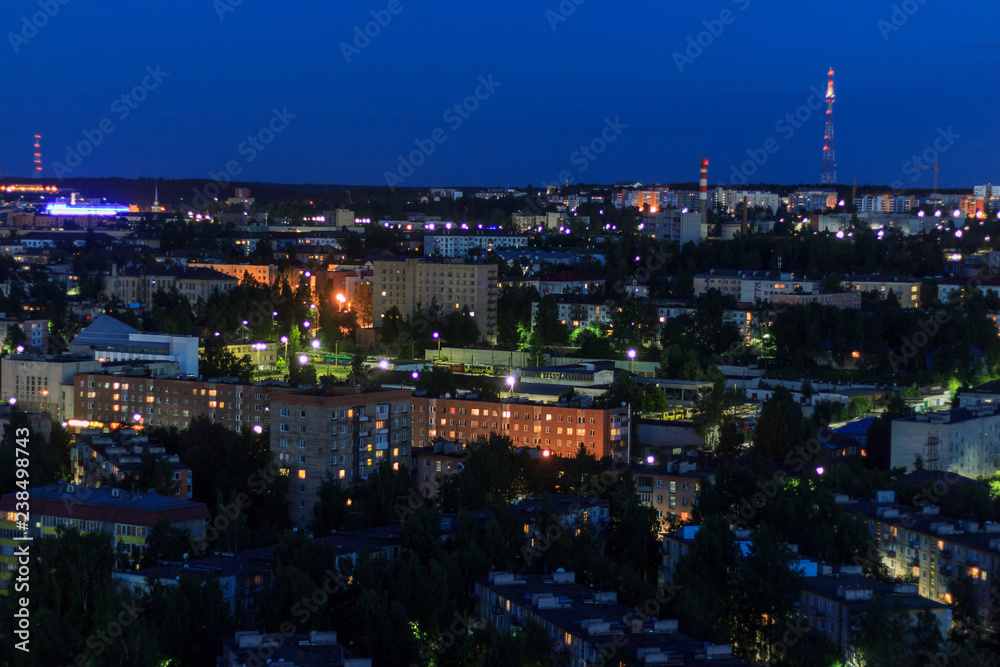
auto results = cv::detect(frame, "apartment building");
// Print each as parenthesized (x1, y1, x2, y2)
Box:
(72, 371, 284, 431)
(0, 354, 101, 421)
(373, 257, 498, 342)
(711, 188, 782, 213)
(640, 210, 706, 245)
(0, 318, 48, 352)
(632, 465, 704, 525)
(890, 405, 1000, 477)
(769, 291, 862, 309)
(410, 395, 628, 460)
(529, 298, 613, 330)
(513, 495, 610, 556)
(411, 440, 465, 498)
(188, 262, 278, 286)
(844, 491, 1000, 626)
(103, 264, 239, 306)
(797, 572, 950, 663)
(424, 232, 528, 258)
(76, 430, 194, 499)
(474, 571, 746, 666)
(790, 190, 837, 212)
(0, 483, 209, 593)
(842, 275, 922, 308)
(269, 388, 412, 529)
(693, 271, 821, 304)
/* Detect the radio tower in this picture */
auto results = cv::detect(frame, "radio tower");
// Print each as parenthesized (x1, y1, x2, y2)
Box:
(33, 135, 42, 175)
(821, 68, 837, 185)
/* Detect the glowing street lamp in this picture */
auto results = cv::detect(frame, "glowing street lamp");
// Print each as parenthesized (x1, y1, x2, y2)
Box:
(627, 348, 637, 374)
(646, 455, 655, 464)
(253, 424, 263, 435)
(311, 339, 321, 350)
(432, 331, 441, 357)
(336, 293, 347, 309)
(15, 345, 23, 354)
(303, 320, 311, 329)
(505, 374, 517, 397)
(298, 354, 309, 366)
(379, 359, 390, 370)
(411, 371, 420, 380)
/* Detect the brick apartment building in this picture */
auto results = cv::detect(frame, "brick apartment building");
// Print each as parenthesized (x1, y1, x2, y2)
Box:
(73, 371, 287, 431)
(269, 388, 412, 529)
(410, 395, 629, 459)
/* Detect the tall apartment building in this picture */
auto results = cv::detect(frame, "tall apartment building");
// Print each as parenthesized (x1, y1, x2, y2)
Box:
(188, 263, 278, 286)
(711, 188, 782, 213)
(72, 371, 285, 431)
(410, 395, 628, 460)
(270, 388, 413, 529)
(0, 483, 209, 593)
(640, 210, 706, 245)
(372, 258, 498, 342)
(890, 406, 1000, 477)
(790, 190, 838, 212)
(511, 212, 547, 231)
(855, 194, 914, 214)
(845, 491, 1000, 625)
(104, 264, 239, 306)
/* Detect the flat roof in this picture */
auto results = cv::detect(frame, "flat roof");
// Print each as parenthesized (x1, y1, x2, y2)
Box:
(0, 483, 209, 525)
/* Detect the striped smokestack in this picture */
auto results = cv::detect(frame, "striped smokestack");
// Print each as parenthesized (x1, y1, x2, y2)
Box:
(700, 158, 709, 226)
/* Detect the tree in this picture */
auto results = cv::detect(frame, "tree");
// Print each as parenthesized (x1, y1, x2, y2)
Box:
(752, 387, 808, 461)
(532, 295, 570, 347)
(289, 361, 318, 385)
(200, 336, 254, 382)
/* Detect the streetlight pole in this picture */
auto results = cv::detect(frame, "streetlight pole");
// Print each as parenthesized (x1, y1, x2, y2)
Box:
(433, 331, 441, 359)
(627, 348, 637, 375)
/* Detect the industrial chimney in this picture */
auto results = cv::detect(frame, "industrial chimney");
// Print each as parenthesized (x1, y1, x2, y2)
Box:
(700, 159, 709, 227)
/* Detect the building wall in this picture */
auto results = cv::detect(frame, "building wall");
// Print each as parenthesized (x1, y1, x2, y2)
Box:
(410, 396, 627, 459)
(891, 411, 1000, 477)
(269, 389, 412, 529)
(73, 373, 280, 431)
(189, 263, 278, 286)
(1, 356, 102, 420)
(373, 258, 498, 342)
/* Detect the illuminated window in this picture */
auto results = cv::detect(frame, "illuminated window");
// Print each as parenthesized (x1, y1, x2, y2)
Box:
(297, 470, 306, 479)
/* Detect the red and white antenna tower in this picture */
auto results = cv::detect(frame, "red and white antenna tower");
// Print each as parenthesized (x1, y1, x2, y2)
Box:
(33, 135, 42, 174)
(821, 68, 837, 185)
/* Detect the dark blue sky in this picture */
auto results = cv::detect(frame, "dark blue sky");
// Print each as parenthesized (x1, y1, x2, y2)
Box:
(3, 0, 998, 189)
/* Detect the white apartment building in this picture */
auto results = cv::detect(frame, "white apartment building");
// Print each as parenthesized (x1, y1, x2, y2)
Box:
(891, 406, 1000, 477)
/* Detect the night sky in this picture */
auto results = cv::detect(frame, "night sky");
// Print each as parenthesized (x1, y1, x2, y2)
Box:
(3, 0, 998, 189)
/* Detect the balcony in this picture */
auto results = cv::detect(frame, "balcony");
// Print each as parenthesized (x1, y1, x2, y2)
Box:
(357, 415, 369, 422)
(358, 430, 370, 438)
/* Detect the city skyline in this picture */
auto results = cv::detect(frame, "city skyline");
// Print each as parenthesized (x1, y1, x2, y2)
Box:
(2, 0, 997, 188)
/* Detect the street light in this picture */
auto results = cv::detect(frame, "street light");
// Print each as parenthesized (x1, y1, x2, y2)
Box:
(379, 359, 390, 370)
(303, 320, 311, 329)
(298, 354, 309, 366)
(432, 331, 441, 357)
(253, 424, 263, 434)
(627, 348, 637, 374)
(505, 374, 517, 397)
(280, 336, 289, 360)
(311, 339, 321, 350)
(411, 371, 420, 381)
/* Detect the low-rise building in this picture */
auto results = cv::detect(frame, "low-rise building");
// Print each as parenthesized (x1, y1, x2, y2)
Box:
(219, 631, 370, 667)
(0, 483, 210, 593)
(188, 262, 278, 286)
(70, 314, 200, 376)
(474, 571, 747, 666)
(842, 275, 922, 308)
(411, 440, 465, 499)
(424, 232, 528, 258)
(844, 490, 1000, 626)
(76, 430, 193, 499)
(797, 570, 950, 663)
(0, 317, 48, 352)
(103, 264, 239, 306)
